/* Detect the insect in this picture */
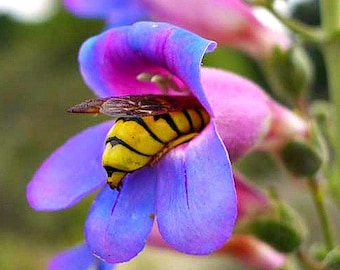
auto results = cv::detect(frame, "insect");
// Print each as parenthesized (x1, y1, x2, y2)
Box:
(68, 95, 210, 190)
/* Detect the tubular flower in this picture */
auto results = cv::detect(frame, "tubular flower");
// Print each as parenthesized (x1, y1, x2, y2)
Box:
(27, 22, 305, 263)
(48, 243, 115, 270)
(63, 0, 289, 58)
(233, 172, 270, 219)
(219, 235, 287, 270)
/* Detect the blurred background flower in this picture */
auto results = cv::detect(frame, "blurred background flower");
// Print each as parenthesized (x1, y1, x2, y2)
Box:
(62, 0, 290, 59)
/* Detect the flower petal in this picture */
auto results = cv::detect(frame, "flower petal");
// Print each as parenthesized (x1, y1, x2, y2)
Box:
(156, 122, 237, 254)
(27, 121, 113, 211)
(234, 172, 269, 219)
(48, 243, 115, 270)
(144, 0, 289, 58)
(85, 166, 157, 263)
(63, 0, 147, 26)
(200, 67, 272, 161)
(78, 22, 216, 112)
(63, 0, 116, 18)
(219, 235, 286, 270)
(48, 243, 94, 270)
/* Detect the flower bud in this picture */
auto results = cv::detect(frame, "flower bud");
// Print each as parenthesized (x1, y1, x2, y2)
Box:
(324, 247, 340, 270)
(279, 139, 323, 177)
(249, 201, 307, 253)
(264, 45, 314, 106)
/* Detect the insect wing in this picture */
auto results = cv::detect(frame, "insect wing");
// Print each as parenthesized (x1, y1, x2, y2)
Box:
(68, 95, 202, 117)
(67, 98, 110, 114)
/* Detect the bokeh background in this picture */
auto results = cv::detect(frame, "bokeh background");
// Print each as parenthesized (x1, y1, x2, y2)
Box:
(0, 0, 332, 269)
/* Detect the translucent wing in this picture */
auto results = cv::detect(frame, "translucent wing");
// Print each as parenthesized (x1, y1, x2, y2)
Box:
(68, 95, 203, 117)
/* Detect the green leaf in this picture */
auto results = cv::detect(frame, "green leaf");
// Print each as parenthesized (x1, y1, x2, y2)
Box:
(249, 202, 307, 253)
(234, 151, 286, 184)
(280, 140, 323, 177)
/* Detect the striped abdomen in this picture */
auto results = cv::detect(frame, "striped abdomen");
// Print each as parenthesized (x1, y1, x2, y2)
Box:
(102, 107, 210, 189)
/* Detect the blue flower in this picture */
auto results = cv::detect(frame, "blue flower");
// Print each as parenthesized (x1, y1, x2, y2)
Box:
(49, 243, 115, 270)
(27, 22, 243, 263)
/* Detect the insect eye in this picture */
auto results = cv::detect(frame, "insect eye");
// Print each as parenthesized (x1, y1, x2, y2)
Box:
(104, 166, 115, 177)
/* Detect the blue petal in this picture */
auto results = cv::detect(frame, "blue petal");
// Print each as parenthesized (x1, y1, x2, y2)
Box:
(78, 21, 216, 113)
(48, 243, 115, 270)
(63, 0, 117, 18)
(64, 0, 148, 25)
(156, 122, 237, 254)
(27, 121, 113, 211)
(85, 167, 157, 263)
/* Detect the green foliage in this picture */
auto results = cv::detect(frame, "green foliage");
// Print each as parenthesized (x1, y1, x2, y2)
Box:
(324, 247, 340, 270)
(280, 139, 323, 177)
(250, 219, 304, 253)
(249, 200, 307, 253)
(234, 150, 286, 184)
(264, 45, 314, 106)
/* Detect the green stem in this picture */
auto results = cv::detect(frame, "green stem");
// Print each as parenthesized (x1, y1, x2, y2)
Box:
(308, 178, 335, 251)
(322, 39, 340, 174)
(319, 0, 340, 33)
(266, 5, 324, 44)
(320, 0, 340, 212)
(296, 249, 324, 270)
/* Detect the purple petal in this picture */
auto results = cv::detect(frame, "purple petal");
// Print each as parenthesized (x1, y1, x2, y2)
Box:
(85, 167, 157, 263)
(27, 121, 113, 211)
(48, 243, 94, 270)
(63, 0, 148, 26)
(78, 22, 216, 112)
(63, 0, 116, 18)
(156, 122, 237, 254)
(48, 243, 115, 270)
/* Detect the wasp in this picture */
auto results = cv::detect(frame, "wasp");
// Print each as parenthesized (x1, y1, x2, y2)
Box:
(68, 95, 210, 190)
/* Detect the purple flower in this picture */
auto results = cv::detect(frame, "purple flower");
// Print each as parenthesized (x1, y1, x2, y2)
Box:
(27, 22, 238, 263)
(48, 243, 115, 270)
(27, 22, 306, 264)
(62, 0, 289, 58)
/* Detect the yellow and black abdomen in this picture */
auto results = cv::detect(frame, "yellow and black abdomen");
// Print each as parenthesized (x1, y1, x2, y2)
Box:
(103, 107, 210, 189)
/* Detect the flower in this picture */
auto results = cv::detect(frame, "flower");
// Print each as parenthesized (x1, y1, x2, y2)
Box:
(27, 22, 305, 264)
(233, 172, 270, 219)
(63, 0, 289, 58)
(219, 235, 287, 270)
(48, 243, 115, 270)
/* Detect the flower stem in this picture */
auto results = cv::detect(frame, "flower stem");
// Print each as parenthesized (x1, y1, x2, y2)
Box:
(322, 39, 340, 172)
(319, 0, 340, 34)
(308, 177, 334, 251)
(251, 0, 324, 44)
(296, 249, 324, 270)
(268, 6, 323, 44)
(319, 0, 340, 216)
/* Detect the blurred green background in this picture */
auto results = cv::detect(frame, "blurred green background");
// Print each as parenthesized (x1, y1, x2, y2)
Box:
(0, 1, 334, 269)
